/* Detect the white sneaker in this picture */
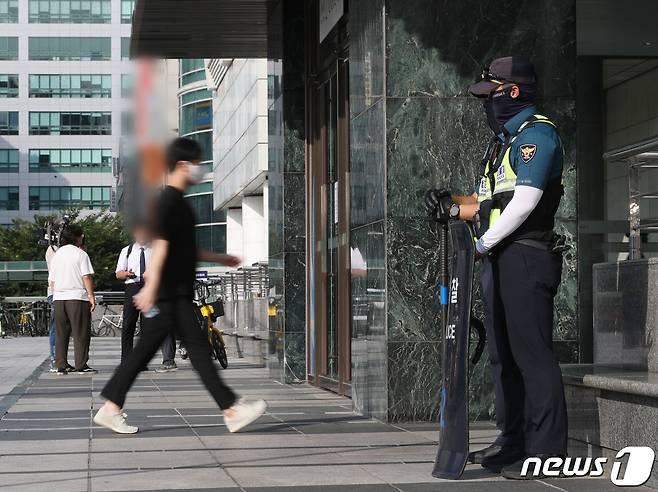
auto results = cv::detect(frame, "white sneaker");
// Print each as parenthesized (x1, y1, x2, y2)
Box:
(93, 406, 139, 434)
(224, 399, 267, 433)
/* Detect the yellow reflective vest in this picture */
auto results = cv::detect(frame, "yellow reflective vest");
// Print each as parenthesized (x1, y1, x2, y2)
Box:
(477, 114, 557, 230)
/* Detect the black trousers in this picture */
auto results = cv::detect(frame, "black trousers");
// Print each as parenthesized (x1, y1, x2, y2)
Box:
(102, 297, 237, 409)
(122, 283, 176, 363)
(480, 243, 567, 456)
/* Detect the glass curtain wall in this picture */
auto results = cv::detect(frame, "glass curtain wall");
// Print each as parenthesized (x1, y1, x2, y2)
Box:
(178, 60, 225, 253)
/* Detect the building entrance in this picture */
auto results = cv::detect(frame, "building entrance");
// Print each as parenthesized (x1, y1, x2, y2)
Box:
(307, 9, 351, 395)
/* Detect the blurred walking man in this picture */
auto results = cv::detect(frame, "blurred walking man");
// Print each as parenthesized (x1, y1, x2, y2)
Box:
(49, 225, 97, 375)
(116, 224, 177, 371)
(94, 137, 266, 434)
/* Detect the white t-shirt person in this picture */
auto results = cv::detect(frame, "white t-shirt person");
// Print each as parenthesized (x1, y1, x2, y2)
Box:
(49, 244, 95, 301)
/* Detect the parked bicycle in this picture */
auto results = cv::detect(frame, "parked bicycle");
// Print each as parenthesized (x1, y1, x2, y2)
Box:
(0, 300, 50, 337)
(0, 304, 10, 338)
(179, 279, 228, 368)
(17, 303, 37, 336)
(92, 303, 123, 337)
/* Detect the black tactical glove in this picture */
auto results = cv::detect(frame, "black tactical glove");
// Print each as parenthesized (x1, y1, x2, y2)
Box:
(425, 189, 453, 223)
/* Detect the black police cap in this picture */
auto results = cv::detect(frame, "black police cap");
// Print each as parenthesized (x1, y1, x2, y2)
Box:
(469, 56, 537, 97)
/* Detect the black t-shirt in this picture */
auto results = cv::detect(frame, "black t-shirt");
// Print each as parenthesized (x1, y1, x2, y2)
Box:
(155, 186, 197, 300)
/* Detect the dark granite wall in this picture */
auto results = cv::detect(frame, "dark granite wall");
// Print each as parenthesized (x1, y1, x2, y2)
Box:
(350, 0, 577, 421)
(268, 0, 307, 383)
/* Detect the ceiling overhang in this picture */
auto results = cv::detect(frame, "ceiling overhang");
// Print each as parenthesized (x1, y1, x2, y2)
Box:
(130, 0, 274, 59)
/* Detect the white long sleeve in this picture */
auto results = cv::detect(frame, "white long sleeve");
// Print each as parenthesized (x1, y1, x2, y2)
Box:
(476, 185, 544, 254)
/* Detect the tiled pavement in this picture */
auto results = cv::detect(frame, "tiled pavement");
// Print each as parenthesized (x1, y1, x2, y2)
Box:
(0, 337, 651, 492)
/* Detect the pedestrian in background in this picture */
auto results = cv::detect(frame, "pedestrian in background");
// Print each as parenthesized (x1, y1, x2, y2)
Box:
(115, 223, 177, 371)
(49, 225, 97, 375)
(45, 244, 59, 373)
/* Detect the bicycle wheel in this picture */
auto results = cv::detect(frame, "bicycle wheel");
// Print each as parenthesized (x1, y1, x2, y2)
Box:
(91, 319, 104, 337)
(106, 321, 119, 337)
(210, 330, 228, 369)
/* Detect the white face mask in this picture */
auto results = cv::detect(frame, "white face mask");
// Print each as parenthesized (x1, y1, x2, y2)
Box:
(184, 162, 206, 184)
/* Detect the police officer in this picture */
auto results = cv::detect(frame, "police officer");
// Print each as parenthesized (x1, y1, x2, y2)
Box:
(428, 56, 567, 479)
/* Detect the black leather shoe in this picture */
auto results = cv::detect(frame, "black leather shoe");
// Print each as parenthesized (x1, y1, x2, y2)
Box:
(468, 443, 503, 464)
(501, 454, 566, 480)
(481, 446, 526, 473)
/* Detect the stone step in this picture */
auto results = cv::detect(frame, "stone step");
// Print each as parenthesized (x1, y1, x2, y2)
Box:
(563, 363, 658, 488)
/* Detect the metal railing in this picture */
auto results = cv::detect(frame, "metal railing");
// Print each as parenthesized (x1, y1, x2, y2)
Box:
(604, 135, 658, 260)
(206, 262, 268, 302)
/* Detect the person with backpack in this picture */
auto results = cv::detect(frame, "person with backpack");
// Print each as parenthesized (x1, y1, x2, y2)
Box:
(116, 223, 177, 371)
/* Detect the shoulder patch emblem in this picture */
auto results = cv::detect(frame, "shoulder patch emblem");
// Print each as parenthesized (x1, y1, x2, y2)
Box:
(519, 144, 537, 163)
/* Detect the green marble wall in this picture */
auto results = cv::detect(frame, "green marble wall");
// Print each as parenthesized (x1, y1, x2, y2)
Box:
(268, 0, 307, 383)
(350, 0, 577, 421)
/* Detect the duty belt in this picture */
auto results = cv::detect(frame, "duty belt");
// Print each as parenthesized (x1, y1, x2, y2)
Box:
(514, 235, 570, 254)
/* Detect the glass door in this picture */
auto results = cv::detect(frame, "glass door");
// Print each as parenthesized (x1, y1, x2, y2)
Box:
(310, 53, 351, 395)
(325, 71, 339, 380)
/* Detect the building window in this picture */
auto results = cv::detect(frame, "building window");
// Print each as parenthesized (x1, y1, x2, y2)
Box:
(29, 0, 111, 23)
(180, 70, 206, 87)
(0, 111, 18, 135)
(0, 149, 19, 173)
(185, 194, 226, 225)
(0, 74, 18, 97)
(29, 186, 111, 210)
(195, 224, 226, 253)
(0, 186, 19, 210)
(121, 0, 134, 23)
(121, 111, 133, 136)
(180, 59, 207, 87)
(29, 74, 112, 98)
(28, 37, 111, 61)
(121, 74, 133, 98)
(0, 0, 18, 23)
(186, 182, 213, 194)
(29, 149, 112, 173)
(180, 88, 212, 105)
(180, 100, 213, 135)
(121, 38, 130, 60)
(180, 59, 205, 75)
(0, 37, 18, 60)
(29, 112, 111, 135)
(184, 132, 213, 163)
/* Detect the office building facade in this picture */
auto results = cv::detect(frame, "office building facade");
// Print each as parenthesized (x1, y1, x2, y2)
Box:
(0, 0, 134, 225)
(207, 58, 268, 267)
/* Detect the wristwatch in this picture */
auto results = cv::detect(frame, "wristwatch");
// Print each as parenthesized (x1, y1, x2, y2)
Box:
(449, 203, 460, 220)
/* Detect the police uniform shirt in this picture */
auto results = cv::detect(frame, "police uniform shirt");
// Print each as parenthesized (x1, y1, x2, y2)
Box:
(504, 106, 563, 190)
(115, 243, 152, 285)
(476, 105, 563, 253)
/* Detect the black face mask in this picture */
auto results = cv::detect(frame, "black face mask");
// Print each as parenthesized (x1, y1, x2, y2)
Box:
(483, 84, 536, 134)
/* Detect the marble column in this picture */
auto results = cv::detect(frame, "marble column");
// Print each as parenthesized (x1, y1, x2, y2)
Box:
(267, 0, 307, 383)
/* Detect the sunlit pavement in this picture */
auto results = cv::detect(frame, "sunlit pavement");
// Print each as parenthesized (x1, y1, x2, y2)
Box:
(0, 337, 650, 492)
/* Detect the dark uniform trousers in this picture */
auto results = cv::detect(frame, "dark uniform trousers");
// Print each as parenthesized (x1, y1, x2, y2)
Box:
(480, 242, 567, 456)
(122, 283, 176, 363)
(54, 299, 91, 370)
(102, 297, 236, 409)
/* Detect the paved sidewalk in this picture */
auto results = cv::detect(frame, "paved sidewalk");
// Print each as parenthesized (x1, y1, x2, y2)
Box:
(0, 337, 650, 491)
(0, 337, 49, 414)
